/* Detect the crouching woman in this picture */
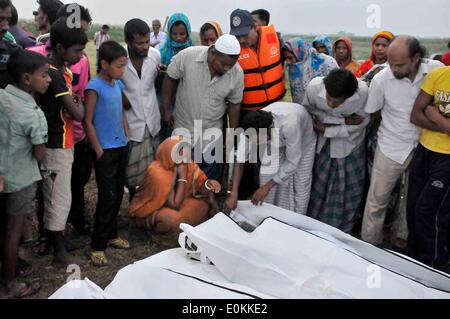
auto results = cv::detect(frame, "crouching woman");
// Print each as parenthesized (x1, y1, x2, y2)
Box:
(129, 136, 221, 235)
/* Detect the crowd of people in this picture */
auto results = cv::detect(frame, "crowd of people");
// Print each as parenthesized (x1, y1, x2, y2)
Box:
(0, 0, 449, 299)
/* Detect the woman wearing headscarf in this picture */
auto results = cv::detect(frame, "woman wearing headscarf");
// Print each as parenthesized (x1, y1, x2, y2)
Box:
(355, 31, 394, 78)
(200, 21, 223, 47)
(312, 35, 333, 56)
(158, 13, 194, 141)
(129, 137, 221, 236)
(282, 37, 339, 104)
(159, 13, 194, 66)
(333, 36, 360, 74)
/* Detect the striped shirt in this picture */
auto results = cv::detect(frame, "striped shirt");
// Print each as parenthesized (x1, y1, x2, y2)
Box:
(38, 65, 74, 149)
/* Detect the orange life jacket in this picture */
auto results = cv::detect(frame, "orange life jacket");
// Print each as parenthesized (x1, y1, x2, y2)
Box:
(238, 25, 286, 111)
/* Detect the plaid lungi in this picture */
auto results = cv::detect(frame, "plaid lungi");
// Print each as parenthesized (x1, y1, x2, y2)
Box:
(126, 130, 159, 188)
(308, 141, 366, 232)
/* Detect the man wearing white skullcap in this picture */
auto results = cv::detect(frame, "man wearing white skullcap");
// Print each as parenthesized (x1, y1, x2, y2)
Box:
(161, 34, 244, 181)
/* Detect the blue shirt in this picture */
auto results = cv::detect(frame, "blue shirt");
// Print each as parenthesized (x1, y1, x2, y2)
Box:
(86, 77, 128, 149)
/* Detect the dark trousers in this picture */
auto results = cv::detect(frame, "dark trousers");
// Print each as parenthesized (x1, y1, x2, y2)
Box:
(68, 139, 92, 229)
(407, 144, 450, 272)
(91, 146, 128, 251)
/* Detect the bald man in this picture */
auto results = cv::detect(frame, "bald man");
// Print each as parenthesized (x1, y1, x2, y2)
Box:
(361, 36, 443, 248)
(150, 19, 167, 50)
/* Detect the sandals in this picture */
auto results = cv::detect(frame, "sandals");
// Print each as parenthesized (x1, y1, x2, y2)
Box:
(0, 281, 40, 300)
(90, 251, 108, 267)
(108, 238, 131, 250)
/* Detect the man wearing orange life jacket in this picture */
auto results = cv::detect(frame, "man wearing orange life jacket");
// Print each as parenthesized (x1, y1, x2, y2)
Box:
(230, 9, 286, 114)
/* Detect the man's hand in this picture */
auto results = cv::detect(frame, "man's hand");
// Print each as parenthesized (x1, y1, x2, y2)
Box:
(158, 64, 168, 76)
(0, 176, 4, 193)
(224, 193, 238, 214)
(313, 118, 326, 133)
(345, 114, 365, 126)
(162, 110, 175, 128)
(251, 184, 272, 206)
(425, 105, 450, 136)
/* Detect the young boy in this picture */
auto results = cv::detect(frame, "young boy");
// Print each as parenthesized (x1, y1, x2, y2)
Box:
(0, 49, 50, 299)
(84, 41, 130, 267)
(38, 17, 87, 267)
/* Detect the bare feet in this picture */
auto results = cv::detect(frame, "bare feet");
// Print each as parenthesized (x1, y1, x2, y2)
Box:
(0, 281, 40, 299)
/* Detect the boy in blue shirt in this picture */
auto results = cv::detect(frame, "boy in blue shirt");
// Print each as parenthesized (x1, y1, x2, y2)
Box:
(0, 49, 50, 298)
(84, 41, 130, 267)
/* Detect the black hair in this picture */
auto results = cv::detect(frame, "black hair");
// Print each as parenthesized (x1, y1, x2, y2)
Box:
(57, 3, 93, 24)
(97, 40, 127, 73)
(10, 3, 17, 26)
(7, 49, 49, 84)
(251, 9, 270, 25)
(324, 69, 359, 100)
(241, 110, 274, 131)
(102, 24, 109, 30)
(124, 18, 150, 43)
(50, 17, 88, 50)
(37, 0, 64, 25)
(171, 20, 187, 32)
(200, 23, 217, 37)
(433, 54, 442, 62)
(448, 40, 450, 50)
(404, 36, 426, 60)
(0, 0, 11, 10)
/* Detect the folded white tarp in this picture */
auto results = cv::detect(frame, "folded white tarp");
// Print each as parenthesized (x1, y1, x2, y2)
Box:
(50, 201, 450, 299)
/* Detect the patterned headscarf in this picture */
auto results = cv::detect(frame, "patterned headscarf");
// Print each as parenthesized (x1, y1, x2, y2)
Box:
(160, 13, 194, 66)
(283, 37, 338, 104)
(312, 35, 333, 56)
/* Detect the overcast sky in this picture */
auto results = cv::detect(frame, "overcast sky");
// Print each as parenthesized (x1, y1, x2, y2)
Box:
(13, 0, 450, 38)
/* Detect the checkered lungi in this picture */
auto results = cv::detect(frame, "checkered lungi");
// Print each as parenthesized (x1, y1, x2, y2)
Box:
(308, 141, 366, 232)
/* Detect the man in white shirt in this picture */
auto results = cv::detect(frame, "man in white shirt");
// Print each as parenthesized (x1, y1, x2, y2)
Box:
(150, 19, 166, 51)
(224, 102, 317, 215)
(121, 19, 161, 199)
(303, 69, 369, 232)
(361, 36, 444, 246)
(94, 25, 110, 49)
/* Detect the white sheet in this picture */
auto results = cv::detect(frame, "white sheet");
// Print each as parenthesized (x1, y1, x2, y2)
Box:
(50, 201, 450, 299)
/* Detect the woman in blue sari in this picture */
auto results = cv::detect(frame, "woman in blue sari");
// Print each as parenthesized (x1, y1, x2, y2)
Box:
(282, 37, 338, 105)
(312, 35, 333, 56)
(159, 13, 194, 66)
(158, 13, 194, 141)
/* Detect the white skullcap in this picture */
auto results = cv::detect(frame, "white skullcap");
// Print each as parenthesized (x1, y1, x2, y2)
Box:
(214, 34, 241, 56)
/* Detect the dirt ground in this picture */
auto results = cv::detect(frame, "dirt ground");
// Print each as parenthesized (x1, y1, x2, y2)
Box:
(20, 177, 178, 299)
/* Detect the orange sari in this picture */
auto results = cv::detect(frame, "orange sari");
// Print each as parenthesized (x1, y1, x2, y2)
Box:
(129, 137, 210, 233)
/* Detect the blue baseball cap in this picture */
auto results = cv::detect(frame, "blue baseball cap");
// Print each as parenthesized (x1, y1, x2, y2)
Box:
(230, 9, 253, 36)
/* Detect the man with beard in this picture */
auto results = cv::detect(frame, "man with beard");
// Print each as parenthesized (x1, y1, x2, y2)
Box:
(161, 34, 244, 181)
(32, 0, 63, 45)
(121, 19, 161, 200)
(361, 36, 443, 248)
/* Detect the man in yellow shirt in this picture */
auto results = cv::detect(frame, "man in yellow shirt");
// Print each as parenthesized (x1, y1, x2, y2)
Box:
(409, 66, 450, 272)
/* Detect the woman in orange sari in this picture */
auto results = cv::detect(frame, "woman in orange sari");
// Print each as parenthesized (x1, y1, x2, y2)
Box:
(129, 137, 221, 234)
(333, 36, 360, 74)
(355, 31, 395, 78)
